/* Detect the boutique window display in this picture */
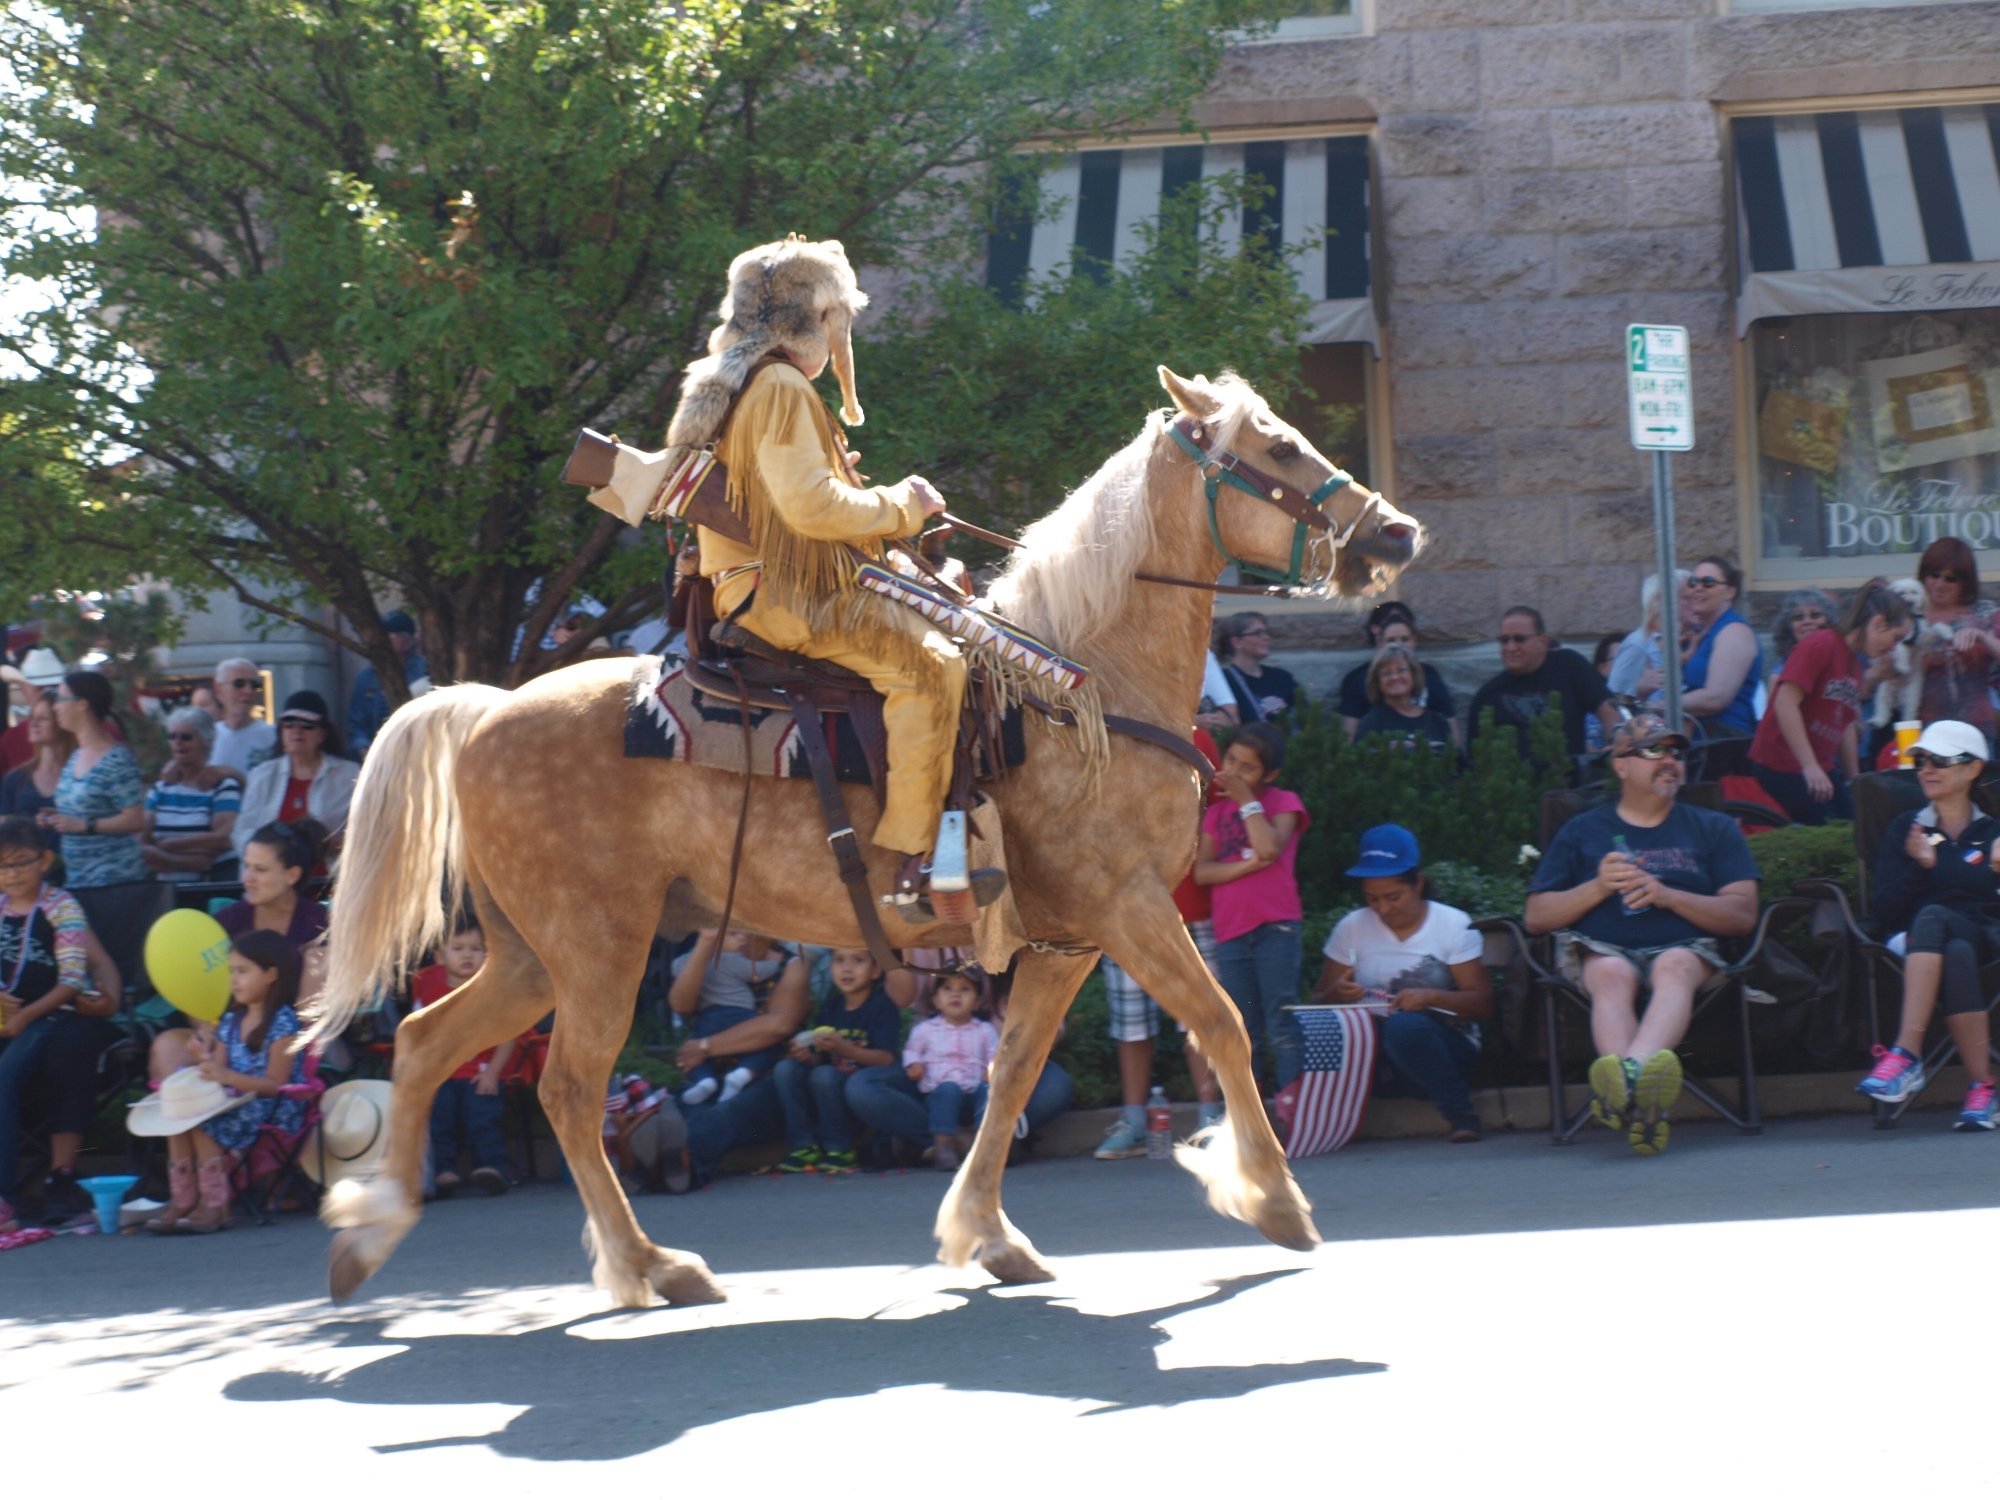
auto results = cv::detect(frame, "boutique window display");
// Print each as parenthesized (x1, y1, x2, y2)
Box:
(1752, 307, 2000, 573)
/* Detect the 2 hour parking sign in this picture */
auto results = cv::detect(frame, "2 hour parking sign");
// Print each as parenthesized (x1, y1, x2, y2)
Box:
(1627, 324, 1693, 451)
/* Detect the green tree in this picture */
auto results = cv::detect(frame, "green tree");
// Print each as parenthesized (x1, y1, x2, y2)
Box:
(0, 0, 1300, 699)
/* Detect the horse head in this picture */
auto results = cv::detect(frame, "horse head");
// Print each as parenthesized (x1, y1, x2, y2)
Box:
(1158, 366, 1421, 600)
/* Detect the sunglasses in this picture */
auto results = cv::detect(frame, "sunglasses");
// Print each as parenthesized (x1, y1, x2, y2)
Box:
(1911, 751, 1980, 770)
(1496, 633, 1536, 645)
(1236, 629, 1271, 639)
(1925, 570, 1965, 584)
(166, 731, 201, 743)
(1620, 744, 1686, 761)
(279, 718, 322, 731)
(1687, 576, 1728, 590)
(225, 677, 258, 690)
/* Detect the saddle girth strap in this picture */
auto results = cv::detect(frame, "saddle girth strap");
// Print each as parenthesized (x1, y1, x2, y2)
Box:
(784, 688, 907, 979)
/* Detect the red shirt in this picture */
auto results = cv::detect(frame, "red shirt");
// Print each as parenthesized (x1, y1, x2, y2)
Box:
(278, 774, 312, 824)
(1749, 628, 1861, 776)
(1172, 728, 1224, 924)
(411, 964, 494, 1081)
(0, 721, 29, 779)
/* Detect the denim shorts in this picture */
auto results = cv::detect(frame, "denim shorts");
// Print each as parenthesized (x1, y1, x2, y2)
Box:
(1554, 930, 1726, 986)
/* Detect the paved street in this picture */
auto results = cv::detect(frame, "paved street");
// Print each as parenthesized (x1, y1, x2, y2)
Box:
(7, 1113, 1993, 1493)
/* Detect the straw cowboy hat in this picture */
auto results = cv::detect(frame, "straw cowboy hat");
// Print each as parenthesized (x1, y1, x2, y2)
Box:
(127, 1067, 254, 1137)
(0, 646, 68, 691)
(300, 1079, 393, 1186)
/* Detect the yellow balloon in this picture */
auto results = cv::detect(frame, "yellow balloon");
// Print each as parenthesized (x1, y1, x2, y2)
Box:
(144, 908, 234, 1021)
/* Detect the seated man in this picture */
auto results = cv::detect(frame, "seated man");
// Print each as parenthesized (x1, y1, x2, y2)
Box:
(1467, 606, 1618, 781)
(655, 236, 968, 908)
(1523, 714, 1760, 1156)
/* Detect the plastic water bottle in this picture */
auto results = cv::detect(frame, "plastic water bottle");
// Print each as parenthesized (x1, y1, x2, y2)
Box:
(1146, 1086, 1173, 1159)
(1611, 834, 1641, 916)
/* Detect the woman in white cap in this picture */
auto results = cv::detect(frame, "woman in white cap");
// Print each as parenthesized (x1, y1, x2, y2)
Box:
(1855, 719, 2000, 1131)
(132, 928, 309, 1233)
(231, 690, 359, 862)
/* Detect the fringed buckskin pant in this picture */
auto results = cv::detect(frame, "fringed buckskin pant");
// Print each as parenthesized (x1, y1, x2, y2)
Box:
(718, 580, 965, 857)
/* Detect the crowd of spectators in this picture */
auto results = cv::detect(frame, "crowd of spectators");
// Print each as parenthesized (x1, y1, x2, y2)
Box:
(11, 530, 2000, 1231)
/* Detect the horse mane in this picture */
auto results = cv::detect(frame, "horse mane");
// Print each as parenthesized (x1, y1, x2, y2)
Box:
(988, 372, 1260, 653)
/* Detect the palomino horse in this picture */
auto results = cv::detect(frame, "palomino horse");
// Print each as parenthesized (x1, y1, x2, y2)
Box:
(310, 367, 1422, 1307)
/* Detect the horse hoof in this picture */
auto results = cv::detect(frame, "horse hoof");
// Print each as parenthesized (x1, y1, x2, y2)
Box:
(979, 1239, 1056, 1285)
(1258, 1204, 1322, 1254)
(327, 1231, 377, 1304)
(651, 1254, 727, 1307)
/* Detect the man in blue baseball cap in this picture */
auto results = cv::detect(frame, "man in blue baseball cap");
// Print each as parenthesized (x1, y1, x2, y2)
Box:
(345, 608, 428, 759)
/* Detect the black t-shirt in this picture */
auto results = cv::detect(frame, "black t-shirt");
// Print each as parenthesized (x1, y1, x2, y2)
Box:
(1338, 662, 1456, 722)
(1353, 705, 1456, 755)
(1467, 649, 1611, 764)
(1529, 800, 1760, 947)
(1222, 663, 1299, 724)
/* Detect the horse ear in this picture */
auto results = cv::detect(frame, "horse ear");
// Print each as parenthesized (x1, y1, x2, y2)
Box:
(1158, 366, 1217, 419)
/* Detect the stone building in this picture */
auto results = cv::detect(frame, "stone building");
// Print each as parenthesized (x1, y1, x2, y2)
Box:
(992, 0, 2000, 647)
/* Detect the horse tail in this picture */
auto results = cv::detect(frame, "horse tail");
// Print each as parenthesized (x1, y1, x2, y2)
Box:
(306, 683, 512, 1046)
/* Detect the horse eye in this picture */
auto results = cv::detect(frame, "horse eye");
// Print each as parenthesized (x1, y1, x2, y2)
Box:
(1268, 440, 1299, 462)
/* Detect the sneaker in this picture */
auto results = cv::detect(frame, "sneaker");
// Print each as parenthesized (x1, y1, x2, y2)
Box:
(470, 1166, 509, 1196)
(40, 1171, 91, 1225)
(1955, 1080, 1998, 1132)
(1588, 1054, 1632, 1131)
(1856, 1045, 1925, 1103)
(1093, 1118, 1149, 1160)
(775, 1146, 822, 1174)
(1445, 1118, 1484, 1144)
(1629, 1049, 1684, 1157)
(818, 1148, 858, 1174)
(434, 1170, 462, 1199)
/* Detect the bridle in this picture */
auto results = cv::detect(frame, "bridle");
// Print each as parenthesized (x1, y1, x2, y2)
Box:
(938, 412, 1388, 601)
(1163, 413, 1380, 593)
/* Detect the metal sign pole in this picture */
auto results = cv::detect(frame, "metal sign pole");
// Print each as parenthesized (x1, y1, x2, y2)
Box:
(1652, 449, 1683, 734)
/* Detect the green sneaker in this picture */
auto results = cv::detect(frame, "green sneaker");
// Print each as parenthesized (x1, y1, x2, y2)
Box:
(818, 1149, 858, 1174)
(1093, 1118, 1149, 1160)
(775, 1145, 822, 1174)
(1588, 1054, 1633, 1131)
(1629, 1049, 1684, 1157)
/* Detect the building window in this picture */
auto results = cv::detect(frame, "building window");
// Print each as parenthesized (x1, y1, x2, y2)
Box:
(1249, 2, 1365, 42)
(1752, 307, 2000, 570)
(1732, 101, 2000, 575)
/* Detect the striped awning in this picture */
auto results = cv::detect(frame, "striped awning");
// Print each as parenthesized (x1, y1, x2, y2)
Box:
(1732, 104, 2000, 336)
(985, 134, 1378, 350)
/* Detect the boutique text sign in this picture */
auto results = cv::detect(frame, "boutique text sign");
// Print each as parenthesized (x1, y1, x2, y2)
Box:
(1824, 478, 2000, 552)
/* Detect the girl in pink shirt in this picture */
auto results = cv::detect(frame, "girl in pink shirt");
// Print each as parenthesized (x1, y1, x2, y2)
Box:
(1196, 723, 1310, 1090)
(902, 968, 999, 1171)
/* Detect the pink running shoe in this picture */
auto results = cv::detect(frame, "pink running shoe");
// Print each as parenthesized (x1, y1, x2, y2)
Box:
(1856, 1045, 1925, 1103)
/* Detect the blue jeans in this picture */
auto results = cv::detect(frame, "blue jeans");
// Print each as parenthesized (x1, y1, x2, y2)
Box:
(682, 1076, 785, 1182)
(0, 1015, 57, 1200)
(772, 1057, 864, 1153)
(1214, 921, 1304, 1089)
(429, 1076, 509, 1174)
(681, 1005, 782, 1092)
(1751, 762, 1853, 826)
(925, 1080, 988, 1133)
(1375, 1011, 1482, 1128)
(844, 1060, 1074, 1149)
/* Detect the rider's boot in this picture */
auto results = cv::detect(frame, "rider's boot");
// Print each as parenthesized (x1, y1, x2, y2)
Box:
(891, 812, 1007, 926)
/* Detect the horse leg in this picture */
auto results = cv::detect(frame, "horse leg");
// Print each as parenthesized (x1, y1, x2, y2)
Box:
(536, 934, 724, 1310)
(324, 898, 556, 1302)
(935, 946, 1099, 1284)
(1104, 913, 1319, 1254)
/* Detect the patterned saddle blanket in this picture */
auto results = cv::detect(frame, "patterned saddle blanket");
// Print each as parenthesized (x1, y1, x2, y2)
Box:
(624, 657, 1025, 789)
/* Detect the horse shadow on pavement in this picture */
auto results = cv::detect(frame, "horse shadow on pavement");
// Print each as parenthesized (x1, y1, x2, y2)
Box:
(224, 1270, 1382, 1461)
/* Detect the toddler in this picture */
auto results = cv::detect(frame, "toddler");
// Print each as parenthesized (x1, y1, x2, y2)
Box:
(669, 928, 789, 1105)
(412, 913, 514, 1197)
(902, 967, 999, 1171)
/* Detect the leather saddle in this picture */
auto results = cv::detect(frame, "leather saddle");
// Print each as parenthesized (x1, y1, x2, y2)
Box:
(687, 621, 893, 794)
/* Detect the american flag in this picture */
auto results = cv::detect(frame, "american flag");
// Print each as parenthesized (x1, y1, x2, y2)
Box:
(1274, 1006, 1379, 1158)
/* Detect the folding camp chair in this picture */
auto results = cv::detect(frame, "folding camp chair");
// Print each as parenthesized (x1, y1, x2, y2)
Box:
(1490, 783, 1812, 1144)
(233, 1048, 328, 1224)
(1794, 770, 2000, 1127)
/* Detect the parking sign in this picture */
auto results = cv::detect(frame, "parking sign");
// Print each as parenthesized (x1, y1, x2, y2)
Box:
(1627, 324, 1693, 451)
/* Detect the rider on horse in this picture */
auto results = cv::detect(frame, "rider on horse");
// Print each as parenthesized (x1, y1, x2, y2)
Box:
(658, 235, 968, 908)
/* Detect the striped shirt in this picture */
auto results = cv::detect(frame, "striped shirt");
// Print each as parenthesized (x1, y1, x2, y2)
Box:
(145, 774, 243, 882)
(0, 884, 90, 1009)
